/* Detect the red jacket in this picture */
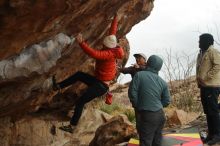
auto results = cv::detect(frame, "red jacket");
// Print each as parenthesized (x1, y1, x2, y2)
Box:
(79, 42, 124, 81)
(79, 15, 124, 81)
(109, 15, 117, 35)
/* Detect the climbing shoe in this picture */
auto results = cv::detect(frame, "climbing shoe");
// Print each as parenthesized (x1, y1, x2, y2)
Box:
(52, 75, 60, 91)
(59, 125, 75, 133)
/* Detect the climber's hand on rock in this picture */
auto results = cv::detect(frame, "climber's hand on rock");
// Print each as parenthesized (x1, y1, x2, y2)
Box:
(76, 33, 83, 43)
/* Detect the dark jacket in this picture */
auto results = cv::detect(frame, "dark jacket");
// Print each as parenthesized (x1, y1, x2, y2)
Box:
(128, 55, 171, 111)
(120, 64, 147, 78)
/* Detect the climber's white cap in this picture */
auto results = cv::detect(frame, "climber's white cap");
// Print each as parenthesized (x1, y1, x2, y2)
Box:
(103, 35, 117, 48)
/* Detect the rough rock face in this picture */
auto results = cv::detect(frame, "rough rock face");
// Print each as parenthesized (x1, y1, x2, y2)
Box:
(0, 0, 154, 118)
(89, 115, 136, 146)
(0, 109, 124, 146)
(166, 109, 199, 126)
(0, 0, 154, 145)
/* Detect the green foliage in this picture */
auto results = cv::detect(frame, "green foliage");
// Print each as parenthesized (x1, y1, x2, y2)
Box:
(99, 103, 121, 114)
(99, 103, 136, 124)
(123, 109, 136, 124)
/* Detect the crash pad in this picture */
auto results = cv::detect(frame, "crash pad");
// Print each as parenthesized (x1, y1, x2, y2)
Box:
(128, 133, 203, 146)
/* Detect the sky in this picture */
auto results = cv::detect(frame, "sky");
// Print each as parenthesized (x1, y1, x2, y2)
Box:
(118, 0, 220, 84)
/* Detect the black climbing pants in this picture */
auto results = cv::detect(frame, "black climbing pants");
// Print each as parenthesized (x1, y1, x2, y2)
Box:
(200, 87, 220, 137)
(58, 71, 109, 125)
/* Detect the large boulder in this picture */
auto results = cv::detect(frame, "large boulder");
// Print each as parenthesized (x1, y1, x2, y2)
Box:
(0, 0, 154, 118)
(89, 115, 137, 146)
(166, 109, 199, 126)
(0, 108, 113, 146)
(0, 0, 154, 145)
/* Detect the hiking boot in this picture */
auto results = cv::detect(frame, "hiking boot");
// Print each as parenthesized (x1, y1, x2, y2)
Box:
(207, 135, 220, 145)
(202, 135, 213, 144)
(59, 125, 75, 133)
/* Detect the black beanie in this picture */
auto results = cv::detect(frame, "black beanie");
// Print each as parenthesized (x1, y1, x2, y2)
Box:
(199, 33, 214, 45)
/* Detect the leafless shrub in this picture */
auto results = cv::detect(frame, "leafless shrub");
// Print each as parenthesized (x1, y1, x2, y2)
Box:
(162, 49, 202, 112)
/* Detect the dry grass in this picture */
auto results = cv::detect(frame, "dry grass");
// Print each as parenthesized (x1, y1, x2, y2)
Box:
(168, 77, 202, 112)
(90, 94, 136, 124)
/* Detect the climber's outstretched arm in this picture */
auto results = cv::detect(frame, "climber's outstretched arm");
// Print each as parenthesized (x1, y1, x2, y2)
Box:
(109, 13, 118, 35)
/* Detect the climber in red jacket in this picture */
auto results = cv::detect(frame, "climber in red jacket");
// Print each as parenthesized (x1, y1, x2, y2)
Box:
(53, 14, 124, 133)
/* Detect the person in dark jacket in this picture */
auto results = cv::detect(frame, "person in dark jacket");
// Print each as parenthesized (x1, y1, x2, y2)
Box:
(128, 55, 171, 146)
(119, 53, 147, 78)
(119, 53, 147, 135)
(52, 14, 124, 133)
(196, 33, 220, 145)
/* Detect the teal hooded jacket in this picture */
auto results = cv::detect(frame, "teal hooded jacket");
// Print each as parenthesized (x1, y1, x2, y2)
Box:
(128, 55, 171, 111)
